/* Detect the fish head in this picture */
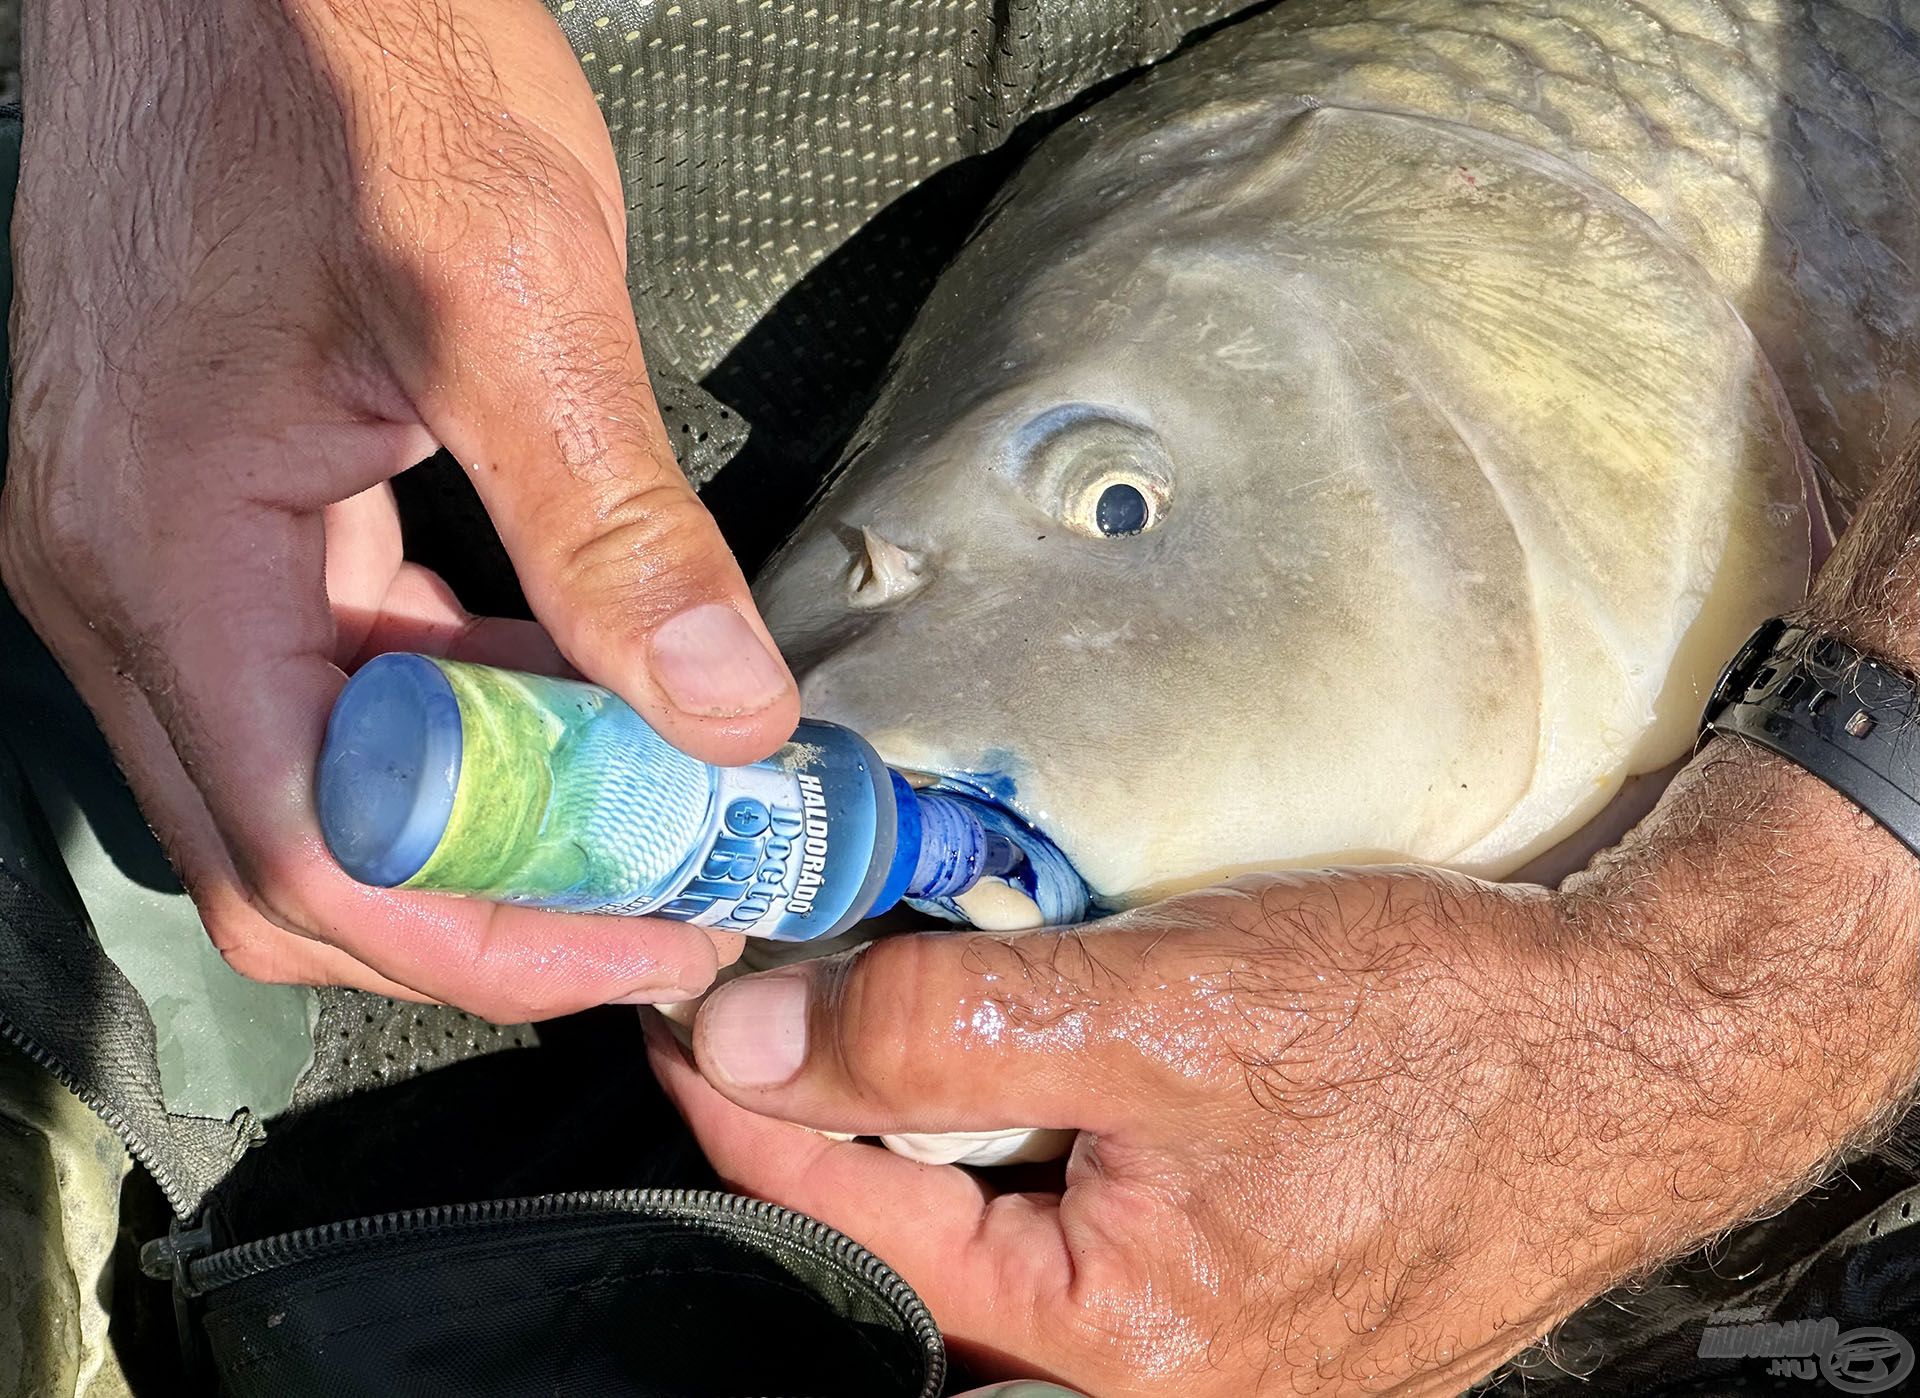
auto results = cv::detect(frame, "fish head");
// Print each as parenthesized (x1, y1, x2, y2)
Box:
(755, 96, 1811, 905)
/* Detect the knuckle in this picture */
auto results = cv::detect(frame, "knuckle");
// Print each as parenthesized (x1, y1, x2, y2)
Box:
(234, 846, 335, 944)
(508, 311, 665, 492)
(201, 908, 302, 987)
(829, 938, 960, 1104)
(553, 484, 728, 630)
(0, 473, 106, 609)
(423, 186, 621, 325)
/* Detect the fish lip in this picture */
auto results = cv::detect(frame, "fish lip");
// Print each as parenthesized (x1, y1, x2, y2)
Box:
(902, 767, 1031, 826)
(896, 770, 1054, 864)
(902, 769, 1093, 924)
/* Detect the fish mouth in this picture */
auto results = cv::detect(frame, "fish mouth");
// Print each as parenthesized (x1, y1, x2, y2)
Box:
(898, 769, 1091, 927)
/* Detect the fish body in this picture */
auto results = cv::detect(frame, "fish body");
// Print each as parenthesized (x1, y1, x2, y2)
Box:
(754, 0, 1918, 907)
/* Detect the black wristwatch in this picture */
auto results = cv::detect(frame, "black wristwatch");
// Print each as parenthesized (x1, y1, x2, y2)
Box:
(1702, 617, 1920, 858)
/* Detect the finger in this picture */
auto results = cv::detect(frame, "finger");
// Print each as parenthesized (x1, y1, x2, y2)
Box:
(324, 485, 567, 674)
(32, 506, 724, 1017)
(391, 205, 798, 767)
(691, 931, 1134, 1137)
(321, 491, 745, 974)
(83, 634, 719, 1015)
(32, 615, 439, 1001)
(361, 564, 566, 674)
(647, 1012, 1072, 1346)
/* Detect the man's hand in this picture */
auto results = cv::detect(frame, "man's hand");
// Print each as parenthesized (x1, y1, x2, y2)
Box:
(653, 738, 1920, 1394)
(2, 0, 799, 1017)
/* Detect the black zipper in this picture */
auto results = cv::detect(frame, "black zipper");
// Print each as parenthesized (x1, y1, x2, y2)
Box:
(175, 1186, 947, 1398)
(0, 1002, 945, 1394)
(0, 1009, 197, 1216)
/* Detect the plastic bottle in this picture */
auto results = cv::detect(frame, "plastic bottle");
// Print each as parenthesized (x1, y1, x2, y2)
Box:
(316, 653, 1084, 942)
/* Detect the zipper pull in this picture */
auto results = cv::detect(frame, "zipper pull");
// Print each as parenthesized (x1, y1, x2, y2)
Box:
(140, 1210, 219, 1384)
(138, 1212, 213, 1283)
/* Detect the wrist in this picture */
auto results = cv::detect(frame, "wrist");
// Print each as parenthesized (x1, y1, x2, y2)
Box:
(1663, 434, 1920, 1160)
(1467, 757, 1915, 1336)
(1573, 737, 1920, 1222)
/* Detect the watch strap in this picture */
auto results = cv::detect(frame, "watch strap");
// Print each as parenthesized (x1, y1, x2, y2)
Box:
(1702, 618, 1920, 859)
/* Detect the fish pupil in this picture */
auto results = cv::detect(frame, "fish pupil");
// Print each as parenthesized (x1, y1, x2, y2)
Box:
(1095, 482, 1149, 536)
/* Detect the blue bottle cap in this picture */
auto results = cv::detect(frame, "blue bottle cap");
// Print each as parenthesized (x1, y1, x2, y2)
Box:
(871, 770, 925, 915)
(317, 653, 464, 888)
(906, 789, 993, 899)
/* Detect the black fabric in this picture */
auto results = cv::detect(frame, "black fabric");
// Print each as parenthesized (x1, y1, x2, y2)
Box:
(198, 1203, 940, 1398)
(214, 1006, 717, 1242)
(0, 739, 236, 1215)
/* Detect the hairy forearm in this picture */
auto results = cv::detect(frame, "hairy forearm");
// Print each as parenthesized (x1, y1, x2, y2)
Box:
(15, 0, 334, 329)
(1553, 440, 1920, 1285)
(1803, 436, 1920, 664)
(1683, 433, 1920, 1127)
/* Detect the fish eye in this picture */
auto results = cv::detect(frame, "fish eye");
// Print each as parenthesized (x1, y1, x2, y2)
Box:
(1094, 481, 1150, 536)
(1059, 463, 1167, 540)
(1006, 405, 1174, 540)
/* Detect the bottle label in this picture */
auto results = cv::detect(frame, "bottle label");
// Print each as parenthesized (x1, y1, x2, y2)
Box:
(403, 662, 888, 941)
(598, 732, 889, 942)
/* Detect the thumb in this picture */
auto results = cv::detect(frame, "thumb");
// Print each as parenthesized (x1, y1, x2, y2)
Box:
(692, 933, 1129, 1137)
(392, 216, 797, 766)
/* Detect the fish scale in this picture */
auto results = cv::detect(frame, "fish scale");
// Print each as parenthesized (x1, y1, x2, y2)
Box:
(1208, 0, 1920, 496)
